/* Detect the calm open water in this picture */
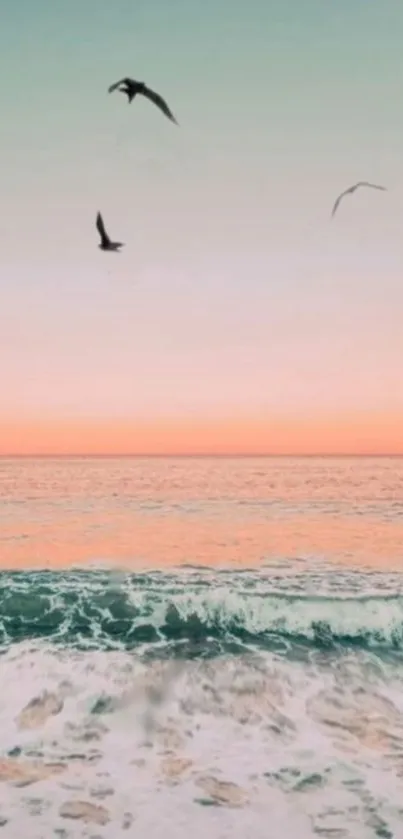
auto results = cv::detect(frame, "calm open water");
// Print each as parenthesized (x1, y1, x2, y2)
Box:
(1, 456, 403, 837)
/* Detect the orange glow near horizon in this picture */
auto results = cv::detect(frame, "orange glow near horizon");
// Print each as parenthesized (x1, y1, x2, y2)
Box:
(0, 412, 402, 456)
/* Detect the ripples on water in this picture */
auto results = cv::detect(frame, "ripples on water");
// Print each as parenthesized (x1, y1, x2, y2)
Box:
(0, 456, 402, 567)
(1, 458, 403, 837)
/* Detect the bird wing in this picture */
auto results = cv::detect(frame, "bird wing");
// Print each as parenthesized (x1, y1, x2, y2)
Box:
(359, 182, 387, 191)
(96, 212, 110, 245)
(141, 85, 178, 124)
(108, 78, 132, 94)
(332, 181, 387, 217)
(331, 190, 349, 217)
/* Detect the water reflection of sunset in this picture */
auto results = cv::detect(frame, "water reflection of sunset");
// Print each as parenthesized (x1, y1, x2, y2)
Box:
(1, 456, 402, 570)
(2, 514, 403, 570)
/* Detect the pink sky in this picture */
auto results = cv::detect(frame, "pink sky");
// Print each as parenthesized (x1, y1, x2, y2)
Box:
(1, 1, 402, 456)
(0, 412, 402, 456)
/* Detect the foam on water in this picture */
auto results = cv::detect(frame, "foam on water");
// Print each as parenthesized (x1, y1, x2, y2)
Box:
(2, 567, 403, 651)
(1, 568, 403, 837)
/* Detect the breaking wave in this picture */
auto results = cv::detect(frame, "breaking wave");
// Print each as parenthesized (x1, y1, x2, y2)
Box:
(1, 568, 403, 654)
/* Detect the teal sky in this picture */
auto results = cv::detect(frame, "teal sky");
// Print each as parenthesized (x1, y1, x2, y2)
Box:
(1, 0, 403, 422)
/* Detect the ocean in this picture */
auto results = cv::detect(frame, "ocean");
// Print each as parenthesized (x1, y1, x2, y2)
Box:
(1, 456, 403, 838)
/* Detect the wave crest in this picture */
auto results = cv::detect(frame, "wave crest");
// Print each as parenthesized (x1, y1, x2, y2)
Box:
(1, 569, 403, 654)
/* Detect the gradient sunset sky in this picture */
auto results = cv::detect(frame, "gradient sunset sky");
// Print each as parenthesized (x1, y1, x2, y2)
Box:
(1, 0, 402, 454)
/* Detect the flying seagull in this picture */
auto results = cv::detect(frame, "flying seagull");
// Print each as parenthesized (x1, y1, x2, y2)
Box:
(331, 182, 387, 218)
(108, 77, 178, 125)
(96, 212, 124, 252)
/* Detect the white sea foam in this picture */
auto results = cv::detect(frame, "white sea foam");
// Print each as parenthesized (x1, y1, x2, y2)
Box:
(1, 642, 403, 838)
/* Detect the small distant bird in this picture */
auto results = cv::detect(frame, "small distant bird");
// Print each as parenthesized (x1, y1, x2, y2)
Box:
(108, 77, 178, 125)
(331, 181, 387, 218)
(96, 212, 124, 252)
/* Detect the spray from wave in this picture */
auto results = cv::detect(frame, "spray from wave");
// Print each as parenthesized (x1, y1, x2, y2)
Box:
(1, 568, 403, 654)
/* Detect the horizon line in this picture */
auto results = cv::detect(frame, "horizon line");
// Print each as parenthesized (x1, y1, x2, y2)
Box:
(0, 452, 402, 459)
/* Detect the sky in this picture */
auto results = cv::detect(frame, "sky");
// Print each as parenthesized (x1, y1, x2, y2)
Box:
(0, 0, 402, 454)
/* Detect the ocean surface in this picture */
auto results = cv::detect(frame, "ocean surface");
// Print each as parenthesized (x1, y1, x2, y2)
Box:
(1, 456, 403, 838)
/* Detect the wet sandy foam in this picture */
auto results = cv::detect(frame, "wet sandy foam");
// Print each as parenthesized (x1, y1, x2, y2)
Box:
(1, 642, 403, 837)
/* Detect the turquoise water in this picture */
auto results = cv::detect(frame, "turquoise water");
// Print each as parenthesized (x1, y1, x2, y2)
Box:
(2, 567, 403, 653)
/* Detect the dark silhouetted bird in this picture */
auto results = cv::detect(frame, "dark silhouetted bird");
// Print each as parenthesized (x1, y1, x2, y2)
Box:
(331, 182, 387, 218)
(108, 77, 178, 124)
(96, 212, 124, 252)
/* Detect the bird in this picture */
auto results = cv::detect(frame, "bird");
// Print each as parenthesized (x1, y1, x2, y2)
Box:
(331, 182, 387, 218)
(108, 77, 178, 125)
(96, 212, 124, 252)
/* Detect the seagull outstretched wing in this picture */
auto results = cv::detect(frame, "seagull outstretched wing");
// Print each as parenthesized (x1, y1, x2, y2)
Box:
(331, 182, 387, 218)
(358, 182, 387, 191)
(141, 84, 178, 124)
(331, 191, 348, 217)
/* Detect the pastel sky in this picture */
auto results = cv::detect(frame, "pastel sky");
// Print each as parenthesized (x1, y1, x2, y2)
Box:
(1, 0, 402, 454)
